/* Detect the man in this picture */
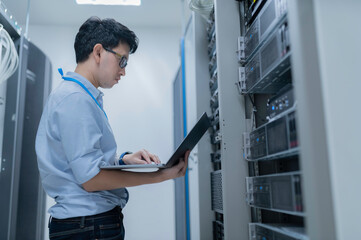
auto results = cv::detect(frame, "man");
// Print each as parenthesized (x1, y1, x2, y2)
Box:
(35, 16, 189, 240)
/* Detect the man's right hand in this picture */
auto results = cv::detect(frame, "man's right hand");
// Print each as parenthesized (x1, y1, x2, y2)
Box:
(158, 150, 190, 181)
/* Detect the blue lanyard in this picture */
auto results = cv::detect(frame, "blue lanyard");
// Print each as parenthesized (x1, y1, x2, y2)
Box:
(58, 68, 108, 120)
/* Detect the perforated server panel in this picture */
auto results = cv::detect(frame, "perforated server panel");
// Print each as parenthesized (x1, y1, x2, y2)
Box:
(211, 170, 223, 213)
(246, 172, 303, 214)
(249, 110, 298, 161)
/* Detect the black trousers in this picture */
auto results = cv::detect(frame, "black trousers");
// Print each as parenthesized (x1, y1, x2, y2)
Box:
(49, 206, 124, 240)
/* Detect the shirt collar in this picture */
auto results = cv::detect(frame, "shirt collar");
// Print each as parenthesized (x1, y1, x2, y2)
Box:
(65, 71, 103, 99)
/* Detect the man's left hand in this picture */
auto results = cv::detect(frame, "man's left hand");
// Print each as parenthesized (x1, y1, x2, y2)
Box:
(122, 149, 161, 165)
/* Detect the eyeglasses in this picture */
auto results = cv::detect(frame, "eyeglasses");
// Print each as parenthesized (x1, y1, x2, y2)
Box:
(104, 47, 128, 68)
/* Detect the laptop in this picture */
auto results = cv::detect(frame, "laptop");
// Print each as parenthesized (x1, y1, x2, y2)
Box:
(101, 112, 211, 170)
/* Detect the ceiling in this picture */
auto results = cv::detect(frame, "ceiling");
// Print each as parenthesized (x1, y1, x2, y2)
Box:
(2, 0, 183, 28)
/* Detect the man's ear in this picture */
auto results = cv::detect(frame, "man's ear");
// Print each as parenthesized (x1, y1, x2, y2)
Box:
(92, 44, 103, 64)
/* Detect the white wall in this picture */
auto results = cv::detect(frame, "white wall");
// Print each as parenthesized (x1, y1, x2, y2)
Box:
(28, 24, 181, 240)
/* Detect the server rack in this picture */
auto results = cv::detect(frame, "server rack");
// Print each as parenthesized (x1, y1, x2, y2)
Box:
(183, 13, 214, 240)
(0, 5, 28, 239)
(183, 0, 310, 239)
(184, 1, 250, 238)
(0, 3, 52, 239)
(183, 0, 360, 239)
(15, 41, 52, 240)
(238, 0, 307, 238)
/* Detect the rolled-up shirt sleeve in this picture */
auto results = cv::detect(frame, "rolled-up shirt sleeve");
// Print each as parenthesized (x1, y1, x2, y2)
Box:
(52, 92, 105, 184)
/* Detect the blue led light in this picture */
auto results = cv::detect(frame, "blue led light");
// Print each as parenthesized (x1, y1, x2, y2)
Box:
(260, 186, 263, 190)
(272, 106, 275, 110)
(257, 138, 259, 142)
(251, 67, 254, 71)
(250, 34, 253, 39)
(262, 237, 266, 240)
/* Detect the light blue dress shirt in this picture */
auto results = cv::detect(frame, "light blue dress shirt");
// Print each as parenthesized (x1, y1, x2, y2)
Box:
(36, 71, 128, 219)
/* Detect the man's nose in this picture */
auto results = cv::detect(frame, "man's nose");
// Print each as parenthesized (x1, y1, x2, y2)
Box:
(119, 67, 126, 76)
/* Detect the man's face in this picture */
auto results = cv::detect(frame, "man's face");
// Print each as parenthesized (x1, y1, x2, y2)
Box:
(98, 42, 130, 89)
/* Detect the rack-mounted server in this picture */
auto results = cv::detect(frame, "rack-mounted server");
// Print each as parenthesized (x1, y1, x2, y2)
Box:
(246, 172, 303, 214)
(244, 0, 288, 60)
(241, 20, 291, 94)
(244, 0, 267, 27)
(248, 110, 298, 161)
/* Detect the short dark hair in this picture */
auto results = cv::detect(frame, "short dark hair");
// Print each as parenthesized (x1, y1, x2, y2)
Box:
(74, 16, 139, 63)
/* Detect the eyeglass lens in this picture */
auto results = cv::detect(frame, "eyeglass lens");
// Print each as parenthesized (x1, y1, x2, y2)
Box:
(119, 57, 127, 68)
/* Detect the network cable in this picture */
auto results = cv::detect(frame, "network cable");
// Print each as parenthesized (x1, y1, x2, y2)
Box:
(0, 24, 19, 82)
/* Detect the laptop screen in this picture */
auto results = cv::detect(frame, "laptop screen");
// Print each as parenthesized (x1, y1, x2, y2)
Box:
(166, 112, 211, 167)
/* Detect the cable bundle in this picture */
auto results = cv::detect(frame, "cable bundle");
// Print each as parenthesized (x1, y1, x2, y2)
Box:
(0, 24, 18, 157)
(0, 24, 19, 82)
(188, 0, 214, 19)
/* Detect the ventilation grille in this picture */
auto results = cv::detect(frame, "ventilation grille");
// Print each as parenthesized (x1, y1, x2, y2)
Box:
(211, 170, 223, 213)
